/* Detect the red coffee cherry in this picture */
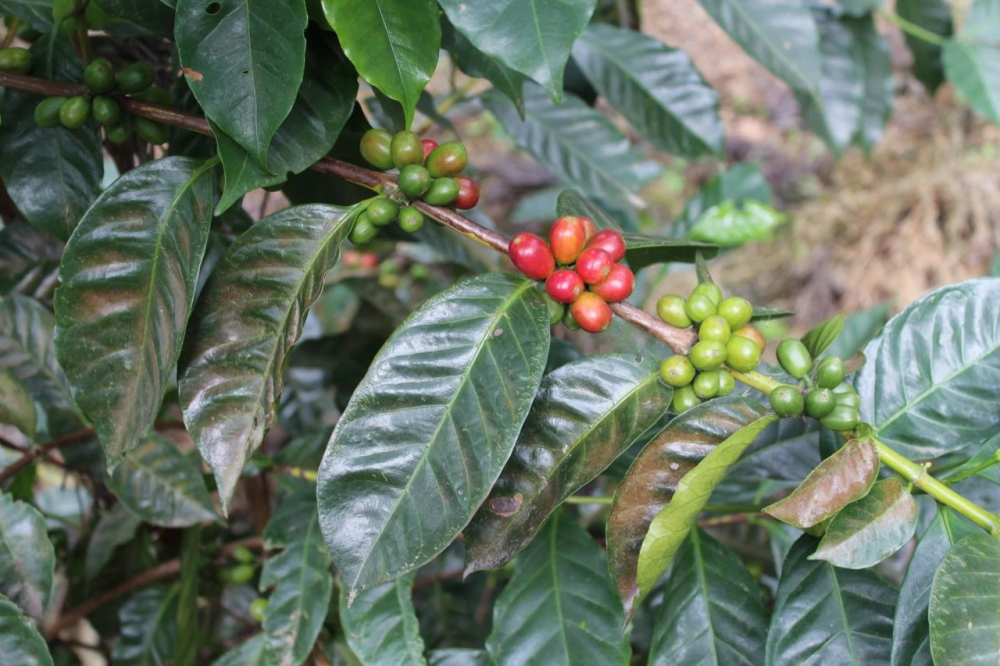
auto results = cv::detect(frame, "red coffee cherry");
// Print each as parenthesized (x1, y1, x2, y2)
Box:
(454, 175, 480, 210)
(549, 216, 588, 265)
(508, 233, 555, 280)
(580, 217, 598, 242)
(585, 229, 627, 263)
(421, 139, 438, 161)
(575, 247, 614, 284)
(591, 263, 634, 302)
(569, 292, 613, 333)
(545, 269, 585, 304)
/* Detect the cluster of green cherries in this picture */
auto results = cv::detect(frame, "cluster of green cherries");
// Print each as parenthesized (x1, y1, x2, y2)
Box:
(31, 56, 169, 144)
(656, 283, 760, 412)
(353, 128, 479, 245)
(769, 340, 859, 431)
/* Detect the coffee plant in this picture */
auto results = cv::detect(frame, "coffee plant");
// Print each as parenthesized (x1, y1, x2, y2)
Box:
(0, 0, 998, 663)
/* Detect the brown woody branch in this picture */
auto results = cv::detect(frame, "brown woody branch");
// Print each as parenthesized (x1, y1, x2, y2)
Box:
(0, 71, 697, 354)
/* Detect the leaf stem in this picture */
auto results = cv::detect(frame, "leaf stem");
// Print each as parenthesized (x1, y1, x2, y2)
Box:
(877, 9, 948, 47)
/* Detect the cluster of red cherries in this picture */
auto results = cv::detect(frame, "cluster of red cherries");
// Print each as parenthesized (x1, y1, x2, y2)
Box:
(508, 216, 634, 333)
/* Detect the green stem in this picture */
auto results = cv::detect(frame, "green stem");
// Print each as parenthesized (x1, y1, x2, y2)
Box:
(563, 495, 614, 506)
(877, 9, 947, 47)
(731, 369, 1000, 534)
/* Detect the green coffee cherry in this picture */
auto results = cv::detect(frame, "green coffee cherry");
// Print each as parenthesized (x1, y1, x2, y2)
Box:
(35, 97, 68, 128)
(135, 86, 171, 105)
(423, 177, 459, 206)
(397, 164, 432, 199)
(221, 564, 255, 585)
(367, 197, 399, 226)
(398, 206, 424, 233)
(562, 307, 580, 331)
(776, 339, 812, 379)
(698, 316, 731, 344)
(544, 293, 566, 326)
(685, 294, 717, 324)
(821, 405, 860, 432)
(116, 61, 154, 94)
(716, 370, 735, 396)
(0, 47, 32, 74)
(426, 141, 468, 178)
(657, 295, 692, 328)
(726, 336, 761, 372)
(816, 356, 845, 389)
(693, 371, 719, 399)
(84, 57, 115, 94)
(770, 386, 804, 417)
(390, 131, 423, 170)
(350, 213, 378, 244)
(692, 282, 723, 306)
(832, 382, 860, 409)
(106, 117, 132, 144)
(805, 388, 836, 419)
(134, 117, 169, 144)
(689, 340, 727, 371)
(360, 128, 394, 170)
(672, 385, 701, 413)
(249, 598, 267, 622)
(232, 545, 256, 563)
(717, 297, 753, 329)
(92, 96, 121, 126)
(660, 356, 695, 387)
(59, 96, 91, 129)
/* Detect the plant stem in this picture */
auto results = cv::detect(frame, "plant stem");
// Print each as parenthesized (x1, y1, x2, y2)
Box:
(877, 9, 948, 47)
(730, 370, 1000, 533)
(564, 495, 614, 506)
(2, 18, 20, 48)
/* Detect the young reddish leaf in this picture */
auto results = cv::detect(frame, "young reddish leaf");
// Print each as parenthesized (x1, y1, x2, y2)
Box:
(606, 397, 769, 617)
(811, 478, 918, 569)
(764, 437, 880, 529)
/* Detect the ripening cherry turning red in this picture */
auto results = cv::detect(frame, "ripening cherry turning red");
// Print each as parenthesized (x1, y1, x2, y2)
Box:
(549, 216, 588, 265)
(508, 233, 555, 280)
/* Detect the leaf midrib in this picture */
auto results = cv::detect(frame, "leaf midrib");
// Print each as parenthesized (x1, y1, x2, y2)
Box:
(349, 278, 537, 589)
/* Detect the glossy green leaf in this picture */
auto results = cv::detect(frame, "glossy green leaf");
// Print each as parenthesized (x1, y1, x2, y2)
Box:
(483, 85, 651, 205)
(0, 594, 52, 666)
(0, 223, 63, 301)
(800, 314, 846, 358)
(486, 511, 630, 665)
(443, 20, 524, 116)
(688, 200, 786, 246)
(697, 0, 821, 96)
(180, 204, 361, 510)
(766, 536, 895, 664)
(798, 8, 893, 151)
(607, 397, 767, 616)
(113, 586, 180, 666)
(674, 164, 773, 239)
(85, 501, 143, 582)
(649, 528, 768, 666)
(619, 233, 720, 272)
(106, 434, 217, 527)
(0, 0, 53, 30)
(464, 353, 672, 574)
(857, 278, 1000, 459)
(0, 296, 79, 439)
(635, 411, 777, 608)
(892, 507, 978, 666)
(317, 273, 550, 598)
(175, 0, 307, 166)
(825, 304, 888, 359)
(428, 649, 488, 666)
(340, 572, 425, 665)
(257, 491, 332, 666)
(812, 478, 918, 568)
(929, 533, 1000, 665)
(55, 157, 216, 464)
(93, 0, 174, 35)
(322, 0, 438, 129)
(0, 31, 103, 241)
(0, 493, 54, 619)
(897, 0, 951, 92)
(765, 437, 879, 529)
(213, 41, 358, 213)
(439, 0, 596, 102)
(212, 635, 266, 666)
(571, 23, 723, 157)
(0, 369, 36, 440)
(943, 1, 1000, 126)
